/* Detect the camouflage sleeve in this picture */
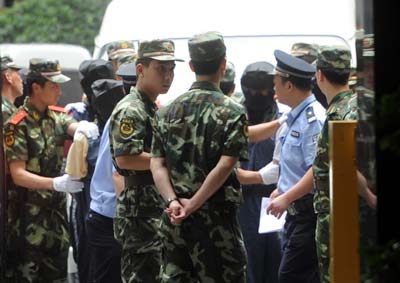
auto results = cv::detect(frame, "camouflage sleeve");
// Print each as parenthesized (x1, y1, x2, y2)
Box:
(4, 124, 28, 163)
(59, 112, 76, 133)
(223, 113, 249, 161)
(109, 108, 145, 158)
(150, 112, 165, 158)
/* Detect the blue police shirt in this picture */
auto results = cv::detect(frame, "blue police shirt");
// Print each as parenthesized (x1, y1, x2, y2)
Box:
(89, 118, 117, 218)
(277, 95, 325, 193)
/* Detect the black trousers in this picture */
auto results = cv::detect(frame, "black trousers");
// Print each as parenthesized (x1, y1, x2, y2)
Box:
(238, 188, 282, 283)
(70, 188, 91, 283)
(86, 209, 122, 283)
(279, 210, 320, 283)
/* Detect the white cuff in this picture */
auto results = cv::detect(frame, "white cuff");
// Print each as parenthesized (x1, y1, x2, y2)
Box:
(258, 162, 279, 185)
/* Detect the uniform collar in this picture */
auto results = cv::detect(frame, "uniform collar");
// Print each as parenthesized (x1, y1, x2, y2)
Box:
(190, 81, 222, 93)
(23, 98, 54, 121)
(328, 90, 353, 107)
(131, 87, 157, 110)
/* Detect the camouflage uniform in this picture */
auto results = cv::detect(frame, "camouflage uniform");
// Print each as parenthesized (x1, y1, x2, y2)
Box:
(2, 97, 18, 124)
(312, 46, 357, 283)
(151, 32, 249, 283)
(4, 58, 73, 283)
(109, 39, 182, 283)
(220, 60, 245, 105)
(1, 55, 22, 122)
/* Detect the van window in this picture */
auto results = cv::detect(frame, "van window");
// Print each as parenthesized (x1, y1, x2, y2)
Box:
(0, 43, 91, 106)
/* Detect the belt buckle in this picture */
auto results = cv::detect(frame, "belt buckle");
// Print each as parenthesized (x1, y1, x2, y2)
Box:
(287, 203, 298, 216)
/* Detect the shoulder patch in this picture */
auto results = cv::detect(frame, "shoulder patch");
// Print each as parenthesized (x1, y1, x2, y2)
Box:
(306, 106, 316, 123)
(4, 131, 15, 147)
(243, 121, 249, 137)
(48, 105, 67, 113)
(9, 110, 28, 125)
(120, 118, 134, 138)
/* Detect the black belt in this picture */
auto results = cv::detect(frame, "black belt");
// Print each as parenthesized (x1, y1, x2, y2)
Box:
(287, 194, 314, 216)
(124, 170, 154, 187)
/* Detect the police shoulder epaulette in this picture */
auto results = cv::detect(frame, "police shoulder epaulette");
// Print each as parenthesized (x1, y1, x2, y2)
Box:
(48, 105, 67, 113)
(305, 106, 316, 123)
(8, 110, 28, 125)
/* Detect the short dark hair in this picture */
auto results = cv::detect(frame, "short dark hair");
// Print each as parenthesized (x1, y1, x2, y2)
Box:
(319, 68, 350, 85)
(219, 81, 235, 95)
(135, 57, 152, 67)
(191, 54, 225, 75)
(281, 75, 312, 92)
(26, 75, 47, 96)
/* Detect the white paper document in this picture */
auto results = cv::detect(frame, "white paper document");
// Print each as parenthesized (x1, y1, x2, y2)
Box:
(258, 197, 287, 234)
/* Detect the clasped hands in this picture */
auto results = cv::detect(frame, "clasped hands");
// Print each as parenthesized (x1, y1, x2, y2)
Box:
(165, 198, 195, 225)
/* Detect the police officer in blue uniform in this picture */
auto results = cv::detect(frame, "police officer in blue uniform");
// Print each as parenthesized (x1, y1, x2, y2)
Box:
(266, 50, 325, 283)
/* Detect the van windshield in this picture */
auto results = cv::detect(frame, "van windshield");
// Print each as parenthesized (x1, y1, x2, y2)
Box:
(98, 34, 352, 106)
(162, 35, 352, 105)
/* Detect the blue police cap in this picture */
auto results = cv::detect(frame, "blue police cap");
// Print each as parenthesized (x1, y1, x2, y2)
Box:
(274, 50, 316, 79)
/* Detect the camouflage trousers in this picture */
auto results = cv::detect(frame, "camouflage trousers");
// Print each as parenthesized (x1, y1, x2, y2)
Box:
(113, 216, 162, 283)
(316, 213, 330, 283)
(159, 205, 247, 283)
(5, 203, 69, 282)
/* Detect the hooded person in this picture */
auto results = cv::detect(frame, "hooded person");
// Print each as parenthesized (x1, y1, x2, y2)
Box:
(241, 61, 278, 125)
(91, 79, 126, 129)
(237, 61, 283, 283)
(64, 58, 115, 283)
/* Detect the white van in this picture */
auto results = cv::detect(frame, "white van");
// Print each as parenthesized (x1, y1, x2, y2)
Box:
(93, 0, 357, 105)
(0, 43, 91, 106)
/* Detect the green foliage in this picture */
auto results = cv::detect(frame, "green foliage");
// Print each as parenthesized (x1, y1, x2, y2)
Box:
(0, 0, 111, 54)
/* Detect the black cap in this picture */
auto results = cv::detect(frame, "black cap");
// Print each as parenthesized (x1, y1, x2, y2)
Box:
(91, 79, 125, 122)
(241, 61, 275, 90)
(274, 50, 315, 79)
(79, 59, 115, 103)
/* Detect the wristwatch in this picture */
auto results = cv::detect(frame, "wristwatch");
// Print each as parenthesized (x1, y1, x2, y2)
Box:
(166, 196, 178, 208)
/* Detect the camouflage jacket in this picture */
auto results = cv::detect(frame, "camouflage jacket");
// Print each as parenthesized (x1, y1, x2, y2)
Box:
(313, 90, 358, 213)
(151, 81, 249, 205)
(4, 98, 75, 211)
(2, 97, 18, 124)
(109, 87, 163, 217)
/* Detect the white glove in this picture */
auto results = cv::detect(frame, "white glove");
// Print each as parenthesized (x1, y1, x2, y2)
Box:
(75, 120, 99, 140)
(53, 174, 84, 193)
(258, 162, 279, 185)
(278, 114, 288, 125)
(65, 102, 86, 114)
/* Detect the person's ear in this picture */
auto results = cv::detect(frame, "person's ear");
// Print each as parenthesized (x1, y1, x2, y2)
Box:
(4, 70, 13, 84)
(136, 63, 144, 78)
(189, 60, 195, 72)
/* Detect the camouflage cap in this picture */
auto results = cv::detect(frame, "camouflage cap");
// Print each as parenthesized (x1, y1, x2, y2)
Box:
(348, 70, 357, 86)
(28, 58, 70, 83)
(221, 61, 235, 82)
(317, 45, 351, 70)
(107, 40, 136, 60)
(116, 52, 136, 68)
(188, 31, 226, 61)
(138, 39, 183, 62)
(1, 55, 22, 70)
(290, 42, 319, 64)
(362, 34, 374, 57)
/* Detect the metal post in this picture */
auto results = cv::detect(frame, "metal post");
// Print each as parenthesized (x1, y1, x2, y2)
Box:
(329, 121, 359, 282)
